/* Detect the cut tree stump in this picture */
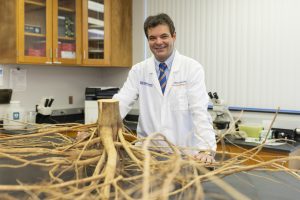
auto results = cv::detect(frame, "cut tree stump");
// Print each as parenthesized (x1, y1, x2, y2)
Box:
(97, 99, 123, 199)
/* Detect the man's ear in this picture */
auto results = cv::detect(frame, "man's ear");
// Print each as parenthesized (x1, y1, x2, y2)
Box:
(172, 32, 177, 40)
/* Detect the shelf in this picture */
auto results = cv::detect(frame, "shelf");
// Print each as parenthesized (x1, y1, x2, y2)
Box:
(88, 1, 104, 13)
(88, 37, 104, 41)
(88, 49, 104, 53)
(25, 0, 46, 7)
(88, 17, 104, 27)
(58, 6, 75, 13)
(58, 36, 76, 41)
(88, 25, 104, 29)
(25, 32, 46, 38)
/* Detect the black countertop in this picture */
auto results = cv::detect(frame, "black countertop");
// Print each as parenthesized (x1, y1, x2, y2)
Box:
(1, 122, 299, 199)
(1, 158, 299, 199)
(203, 171, 300, 200)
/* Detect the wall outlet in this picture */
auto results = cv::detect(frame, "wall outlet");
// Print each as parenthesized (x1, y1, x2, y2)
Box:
(69, 96, 73, 104)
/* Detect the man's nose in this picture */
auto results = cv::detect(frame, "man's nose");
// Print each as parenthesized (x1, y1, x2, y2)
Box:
(155, 37, 163, 44)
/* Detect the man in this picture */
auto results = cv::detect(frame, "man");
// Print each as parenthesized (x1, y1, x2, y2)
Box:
(114, 13, 216, 163)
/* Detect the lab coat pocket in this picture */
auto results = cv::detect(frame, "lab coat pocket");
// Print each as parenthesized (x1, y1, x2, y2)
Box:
(171, 86, 189, 111)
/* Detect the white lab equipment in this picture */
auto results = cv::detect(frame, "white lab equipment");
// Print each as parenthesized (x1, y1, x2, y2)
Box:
(3, 100, 26, 130)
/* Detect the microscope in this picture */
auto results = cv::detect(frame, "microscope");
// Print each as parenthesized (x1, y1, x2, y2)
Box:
(208, 92, 235, 131)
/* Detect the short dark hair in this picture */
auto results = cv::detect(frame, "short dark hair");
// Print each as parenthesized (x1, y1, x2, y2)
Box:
(144, 13, 176, 39)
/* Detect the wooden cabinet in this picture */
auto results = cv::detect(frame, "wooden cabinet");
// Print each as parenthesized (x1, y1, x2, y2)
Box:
(0, 0, 81, 65)
(19, 0, 52, 64)
(52, 0, 82, 65)
(82, 0, 132, 67)
(0, 0, 132, 67)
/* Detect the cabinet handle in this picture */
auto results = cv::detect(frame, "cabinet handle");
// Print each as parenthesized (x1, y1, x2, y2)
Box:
(53, 48, 61, 64)
(49, 48, 53, 59)
(83, 50, 86, 59)
(45, 61, 52, 64)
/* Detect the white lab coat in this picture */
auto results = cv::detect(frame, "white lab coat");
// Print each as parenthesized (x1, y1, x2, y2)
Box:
(114, 50, 216, 153)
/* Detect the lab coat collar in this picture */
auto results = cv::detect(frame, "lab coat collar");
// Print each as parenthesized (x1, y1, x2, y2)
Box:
(164, 50, 181, 95)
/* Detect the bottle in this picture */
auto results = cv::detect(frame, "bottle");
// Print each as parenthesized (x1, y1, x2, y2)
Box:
(3, 101, 26, 130)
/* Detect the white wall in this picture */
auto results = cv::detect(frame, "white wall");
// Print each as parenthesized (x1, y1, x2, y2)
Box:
(145, 0, 300, 112)
(132, 0, 146, 64)
(0, 65, 129, 112)
(144, 0, 300, 127)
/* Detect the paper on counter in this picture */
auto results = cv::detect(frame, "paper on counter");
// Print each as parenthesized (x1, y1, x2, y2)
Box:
(9, 68, 27, 92)
(245, 137, 285, 145)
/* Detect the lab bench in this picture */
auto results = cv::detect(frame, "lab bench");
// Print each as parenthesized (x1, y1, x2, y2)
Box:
(217, 138, 300, 169)
(1, 116, 299, 199)
(123, 117, 300, 169)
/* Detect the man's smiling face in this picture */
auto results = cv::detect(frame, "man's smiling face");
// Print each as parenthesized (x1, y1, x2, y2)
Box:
(147, 24, 176, 62)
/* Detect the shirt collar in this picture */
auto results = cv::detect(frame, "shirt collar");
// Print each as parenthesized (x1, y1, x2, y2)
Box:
(154, 49, 176, 70)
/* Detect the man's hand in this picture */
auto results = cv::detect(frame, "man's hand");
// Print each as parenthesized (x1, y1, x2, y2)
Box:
(194, 152, 215, 163)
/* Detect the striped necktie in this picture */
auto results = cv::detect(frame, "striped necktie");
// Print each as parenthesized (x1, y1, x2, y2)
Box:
(159, 63, 168, 94)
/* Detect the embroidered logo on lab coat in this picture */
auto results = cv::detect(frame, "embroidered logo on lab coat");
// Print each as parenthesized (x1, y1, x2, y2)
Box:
(140, 81, 153, 87)
(173, 81, 187, 86)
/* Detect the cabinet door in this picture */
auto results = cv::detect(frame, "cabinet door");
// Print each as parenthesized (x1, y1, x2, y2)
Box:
(82, 0, 111, 66)
(18, 0, 52, 64)
(52, 0, 81, 65)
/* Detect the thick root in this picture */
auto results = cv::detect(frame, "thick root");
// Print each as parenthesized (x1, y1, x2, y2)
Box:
(97, 99, 123, 199)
